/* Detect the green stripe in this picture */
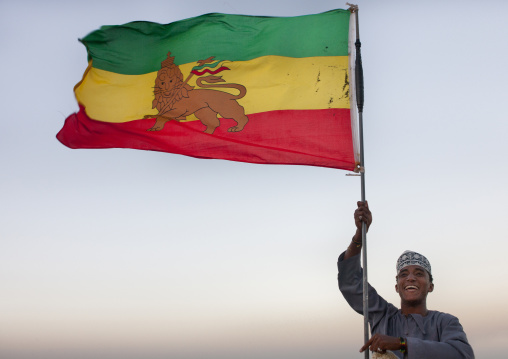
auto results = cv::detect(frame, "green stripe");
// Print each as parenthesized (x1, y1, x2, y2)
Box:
(192, 60, 225, 71)
(81, 9, 350, 75)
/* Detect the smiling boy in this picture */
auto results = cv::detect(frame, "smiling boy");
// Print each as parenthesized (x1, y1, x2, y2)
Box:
(337, 202, 474, 358)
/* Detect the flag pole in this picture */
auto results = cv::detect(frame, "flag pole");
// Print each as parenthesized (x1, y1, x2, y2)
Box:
(350, 5, 369, 358)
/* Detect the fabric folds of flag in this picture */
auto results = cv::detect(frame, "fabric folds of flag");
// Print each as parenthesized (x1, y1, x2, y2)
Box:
(57, 9, 360, 170)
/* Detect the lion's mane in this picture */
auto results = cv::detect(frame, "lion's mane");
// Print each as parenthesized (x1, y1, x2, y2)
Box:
(152, 52, 194, 113)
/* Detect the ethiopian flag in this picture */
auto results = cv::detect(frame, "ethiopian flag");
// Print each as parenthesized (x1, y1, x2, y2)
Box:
(57, 9, 360, 170)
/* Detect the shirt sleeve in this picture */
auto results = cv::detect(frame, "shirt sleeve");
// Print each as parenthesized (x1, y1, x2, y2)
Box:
(337, 251, 397, 332)
(406, 315, 475, 359)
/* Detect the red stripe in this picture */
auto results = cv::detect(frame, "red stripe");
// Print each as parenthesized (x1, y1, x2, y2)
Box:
(191, 66, 230, 76)
(57, 106, 355, 170)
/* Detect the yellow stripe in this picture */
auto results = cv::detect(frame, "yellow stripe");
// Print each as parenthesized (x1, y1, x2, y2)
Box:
(75, 55, 349, 123)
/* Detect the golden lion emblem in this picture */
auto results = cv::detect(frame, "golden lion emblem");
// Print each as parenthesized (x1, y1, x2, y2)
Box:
(146, 52, 248, 134)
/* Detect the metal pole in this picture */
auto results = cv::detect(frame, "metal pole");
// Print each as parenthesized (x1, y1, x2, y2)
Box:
(353, 8, 369, 359)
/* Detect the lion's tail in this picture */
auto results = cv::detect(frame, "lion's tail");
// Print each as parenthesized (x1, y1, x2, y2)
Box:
(196, 76, 246, 99)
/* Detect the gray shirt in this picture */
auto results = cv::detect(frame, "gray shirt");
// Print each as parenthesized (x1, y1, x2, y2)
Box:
(338, 252, 474, 358)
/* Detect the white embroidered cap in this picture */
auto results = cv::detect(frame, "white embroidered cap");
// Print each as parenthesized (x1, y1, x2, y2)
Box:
(396, 250, 431, 275)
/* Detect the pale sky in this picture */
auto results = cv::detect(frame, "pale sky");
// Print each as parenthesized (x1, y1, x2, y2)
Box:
(1, 0, 507, 358)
